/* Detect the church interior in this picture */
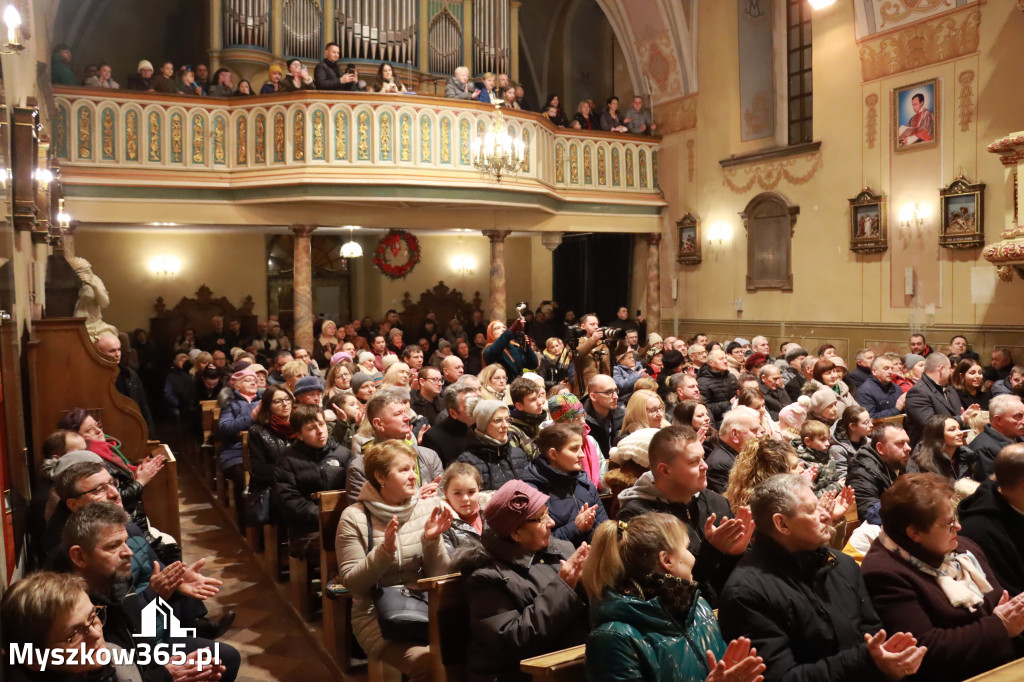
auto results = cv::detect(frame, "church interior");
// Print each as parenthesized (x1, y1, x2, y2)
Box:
(1, 0, 1024, 680)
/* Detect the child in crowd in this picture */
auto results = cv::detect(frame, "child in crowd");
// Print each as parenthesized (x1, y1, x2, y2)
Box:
(795, 420, 842, 495)
(331, 392, 363, 450)
(441, 462, 487, 554)
(507, 377, 549, 460)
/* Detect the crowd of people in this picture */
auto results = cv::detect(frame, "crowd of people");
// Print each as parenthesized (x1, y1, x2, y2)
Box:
(51, 42, 657, 136)
(6, 293, 1024, 681)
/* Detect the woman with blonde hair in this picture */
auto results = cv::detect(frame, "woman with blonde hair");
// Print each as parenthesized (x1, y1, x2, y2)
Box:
(281, 358, 309, 394)
(313, 319, 340, 370)
(619, 389, 667, 436)
(582, 513, 765, 682)
(478, 362, 509, 403)
(382, 361, 412, 389)
(190, 350, 213, 376)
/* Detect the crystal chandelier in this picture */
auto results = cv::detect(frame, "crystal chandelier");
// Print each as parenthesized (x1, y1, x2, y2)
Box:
(472, 105, 526, 183)
(340, 225, 362, 258)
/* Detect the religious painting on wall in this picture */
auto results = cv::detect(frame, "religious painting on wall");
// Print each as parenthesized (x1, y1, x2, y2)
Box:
(676, 212, 702, 265)
(849, 187, 888, 253)
(893, 78, 939, 152)
(939, 173, 985, 249)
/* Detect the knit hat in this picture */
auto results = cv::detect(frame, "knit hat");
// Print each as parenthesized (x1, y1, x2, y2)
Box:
(831, 356, 848, 370)
(483, 480, 549, 538)
(293, 376, 324, 397)
(548, 393, 584, 423)
(438, 339, 452, 351)
(231, 359, 252, 373)
(269, 63, 285, 76)
(785, 346, 808, 363)
(807, 388, 838, 415)
(231, 367, 258, 383)
(358, 351, 376, 365)
(249, 363, 268, 376)
(647, 333, 664, 346)
(778, 403, 807, 431)
(473, 399, 508, 432)
(53, 450, 105, 478)
(744, 353, 769, 371)
(137, 59, 153, 72)
(350, 372, 374, 394)
(734, 337, 751, 347)
(903, 353, 926, 371)
(331, 351, 354, 366)
(609, 428, 658, 468)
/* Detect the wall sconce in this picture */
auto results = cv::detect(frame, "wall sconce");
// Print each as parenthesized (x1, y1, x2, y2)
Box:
(450, 254, 476, 275)
(808, 0, 837, 9)
(707, 222, 732, 245)
(899, 203, 925, 230)
(339, 225, 362, 258)
(55, 198, 70, 231)
(148, 254, 181, 278)
(35, 168, 52, 186)
(2, 5, 24, 54)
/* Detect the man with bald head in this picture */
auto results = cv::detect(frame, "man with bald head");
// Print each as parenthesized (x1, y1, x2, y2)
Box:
(905, 351, 979, 444)
(441, 354, 464, 387)
(94, 333, 155, 437)
(584, 374, 624, 457)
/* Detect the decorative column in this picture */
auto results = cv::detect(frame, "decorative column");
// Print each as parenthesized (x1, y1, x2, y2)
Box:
(510, 1, 521, 82)
(483, 230, 510, 322)
(462, 0, 474, 71)
(271, 0, 284, 58)
(291, 224, 316, 351)
(209, 0, 223, 69)
(323, 0, 336, 46)
(644, 233, 662, 334)
(417, 0, 430, 74)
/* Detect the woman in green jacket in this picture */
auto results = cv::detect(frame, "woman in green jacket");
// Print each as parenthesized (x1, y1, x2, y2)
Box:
(582, 513, 765, 682)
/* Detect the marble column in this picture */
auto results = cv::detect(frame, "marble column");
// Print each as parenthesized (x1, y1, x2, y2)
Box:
(644, 233, 662, 334)
(291, 224, 316, 351)
(483, 230, 511, 322)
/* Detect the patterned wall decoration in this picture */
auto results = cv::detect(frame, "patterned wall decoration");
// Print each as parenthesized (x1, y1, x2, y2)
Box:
(420, 114, 431, 163)
(555, 143, 565, 184)
(334, 109, 348, 161)
(722, 150, 822, 194)
(521, 128, 529, 172)
(191, 113, 205, 164)
(625, 148, 635, 188)
(459, 118, 470, 165)
(598, 146, 607, 185)
(569, 144, 578, 184)
(77, 107, 92, 160)
(612, 148, 621, 186)
(357, 110, 370, 161)
(101, 108, 115, 161)
(639, 148, 647, 188)
(858, 6, 980, 82)
(652, 149, 659, 189)
(400, 112, 412, 162)
(273, 112, 285, 163)
(56, 103, 70, 159)
(440, 116, 452, 164)
(864, 94, 879, 149)
(737, 0, 775, 141)
(170, 111, 183, 164)
(214, 114, 227, 165)
(236, 116, 247, 165)
(147, 111, 161, 163)
(958, 70, 975, 132)
(255, 113, 266, 163)
(312, 109, 326, 160)
(379, 111, 393, 162)
(293, 109, 305, 161)
(584, 146, 593, 185)
(124, 109, 138, 162)
(853, 0, 971, 39)
(656, 94, 698, 137)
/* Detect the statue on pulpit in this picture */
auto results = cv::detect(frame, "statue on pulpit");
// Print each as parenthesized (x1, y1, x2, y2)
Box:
(68, 257, 118, 340)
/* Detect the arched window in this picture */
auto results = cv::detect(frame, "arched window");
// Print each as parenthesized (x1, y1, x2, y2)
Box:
(741, 192, 799, 291)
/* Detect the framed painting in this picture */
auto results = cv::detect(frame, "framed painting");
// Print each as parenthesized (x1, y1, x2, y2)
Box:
(849, 187, 887, 253)
(676, 212, 702, 265)
(939, 173, 985, 249)
(893, 78, 938, 152)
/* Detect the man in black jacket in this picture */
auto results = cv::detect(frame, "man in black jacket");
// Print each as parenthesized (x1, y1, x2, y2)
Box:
(314, 42, 361, 90)
(95, 334, 156, 438)
(698, 349, 739, 428)
(904, 352, 978, 444)
(706, 406, 762, 494)
(423, 380, 480, 465)
(758, 364, 792, 420)
(846, 348, 875, 392)
(968, 394, 1024, 481)
(959, 444, 1024, 596)
(719, 474, 926, 682)
(583, 374, 624, 457)
(848, 423, 910, 525)
(617, 425, 753, 607)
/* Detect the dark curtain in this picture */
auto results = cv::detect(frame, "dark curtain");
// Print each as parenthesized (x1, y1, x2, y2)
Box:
(552, 233, 633, 325)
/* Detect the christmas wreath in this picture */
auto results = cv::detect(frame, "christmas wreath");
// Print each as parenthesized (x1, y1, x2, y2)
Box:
(373, 229, 421, 279)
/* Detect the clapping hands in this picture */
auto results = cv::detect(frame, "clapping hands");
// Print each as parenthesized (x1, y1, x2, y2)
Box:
(704, 507, 754, 556)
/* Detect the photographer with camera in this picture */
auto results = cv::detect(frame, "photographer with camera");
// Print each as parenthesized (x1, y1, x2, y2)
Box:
(314, 42, 364, 91)
(572, 314, 627, 398)
(482, 305, 539, 380)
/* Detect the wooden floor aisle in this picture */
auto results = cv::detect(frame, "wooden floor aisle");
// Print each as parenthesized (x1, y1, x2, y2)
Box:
(176, 463, 344, 682)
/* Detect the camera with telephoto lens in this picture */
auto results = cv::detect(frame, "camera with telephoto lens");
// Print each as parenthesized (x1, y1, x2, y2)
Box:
(599, 327, 627, 341)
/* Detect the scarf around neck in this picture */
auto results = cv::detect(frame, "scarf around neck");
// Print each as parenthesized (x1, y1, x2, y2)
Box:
(361, 487, 420, 525)
(88, 437, 137, 474)
(580, 422, 601, 488)
(270, 413, 294, 438)
(878, 530, 992, 611)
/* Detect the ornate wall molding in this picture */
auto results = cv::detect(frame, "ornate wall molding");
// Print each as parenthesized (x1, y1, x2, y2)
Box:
(722, 151, 822, 194)
(865, 93, 879, 148)
(655, 93, 698, 136)
(958, 70, 975, 132)
(858, 6, 980, 82)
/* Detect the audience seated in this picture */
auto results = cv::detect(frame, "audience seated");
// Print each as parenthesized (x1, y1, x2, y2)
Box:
(706, 406, 762, 494)
(719, 474, 926, 682)
(861, 473, 1024, 681)
(849, 422, 911, 525)
(233, 78, 252, 95)
(445, 65, 478, 100)
(422, 379, 481, 465)
(829, 404, 872, 479)
(855, 356, 907, 419)
(94, 333, 156, 436)
(969, 393, 1024, 480)
(906, 414, 978, 481)
(619, 389, 666, 437)
(246, 385, 293, 525)
(440, 461, 487, 553)
(28, 430, 87, 566)
(506, 377, 547, 460)
(622, 96, 656, 135)
(84, 63, 119, 89)
(336, 440, 452, 681)
(457, 399, 528, 491)
(452, 479, 589, 682)
(583, 513, 765, 682)
(600, 96, 629, 132)
(279, 58, 314, 91)
(372, 62, 406, 93)
(260, 64, 284, 93)
(150, 61, 176, 93)
(952, 358, 992, 412)
(905, 352, 979, 445)
(207, 68, 234, 96)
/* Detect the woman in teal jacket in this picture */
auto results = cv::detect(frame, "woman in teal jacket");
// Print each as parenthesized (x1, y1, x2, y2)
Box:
(581, 513, 766, 682)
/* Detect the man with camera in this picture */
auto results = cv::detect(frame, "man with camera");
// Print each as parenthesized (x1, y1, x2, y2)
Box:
(573, 314, 618, 398)
(314, 42, 363, 91)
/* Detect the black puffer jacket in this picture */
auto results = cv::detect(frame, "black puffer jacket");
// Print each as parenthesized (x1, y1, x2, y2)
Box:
(453, 531, 589, 682)
(520, 457, 608, 546)
(248, 423, 292, 489)
(275, 438, 351, 535)
(959, 479, 1024, 596)
(458, 429, 529, 491)
(847, 442, 899, 524)
(697, 365, 738, 426)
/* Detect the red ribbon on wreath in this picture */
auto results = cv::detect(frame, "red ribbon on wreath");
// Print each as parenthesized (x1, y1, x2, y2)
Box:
(373, 229, 421, 280)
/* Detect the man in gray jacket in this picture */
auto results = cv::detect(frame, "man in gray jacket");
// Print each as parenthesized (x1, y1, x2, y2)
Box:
(623, 96, 657, 135)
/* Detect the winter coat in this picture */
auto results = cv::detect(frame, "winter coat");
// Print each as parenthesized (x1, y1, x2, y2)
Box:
(163, 365, 198, 420)
(617, 472, 737, 607)
(759, 382, 793, 420)
(483, 329, 539, 379)
(990, 376, 1016, 396)
(861, 536, 1020, 681)
(443, 514, 483, 555)
(697, 365, 738, 427)
(906, 444, 977, 482)
(275, 438, 350, 536)
(345, 440, 442, 506)
(50, 52, 77, 85)
(457, 429, 529, 492)
(445, 76, 474, 99)
(705, 442, 738, 494)
(846, 365, 872, 392)
(216, 390, 259, 469)
(612, 363, 644, 397)
(116, 364, 156, 437)
(968, 424, 1020, 481)
(422, 413, 470, 466)
(959, 479, 1024, 596)
(538, 350, 571, 390)
(248, 423, 292, 489)
(335, 487, 450, 658)
(573, 335, 611, 394)
(453, 531, 588, 682)
(848, 442, 899, 525)
(508, 409, 546, 461)
(905, 374, 965, 445)
(411, 389, 444, 425)
(854, 377, 904, 419)
(586, 589, 725, 682)
(785, 373, 807, 402)
(583, 399, 624, 458)
(520, 458, 608, 546)
(828, 437, 864, 480)
(956, 387, 992, 413)
(794, 443, 843, 496)
(718, 535, 887, 682)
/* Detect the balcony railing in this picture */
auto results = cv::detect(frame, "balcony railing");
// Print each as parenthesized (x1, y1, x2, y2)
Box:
(52, 88, 661, 202)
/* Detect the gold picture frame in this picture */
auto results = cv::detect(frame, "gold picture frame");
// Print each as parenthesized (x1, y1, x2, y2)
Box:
(676, 212, 702, 265)
(939, 173, 985, 249)
(893, 78, 939, 153)
(849, 187, 888, 254)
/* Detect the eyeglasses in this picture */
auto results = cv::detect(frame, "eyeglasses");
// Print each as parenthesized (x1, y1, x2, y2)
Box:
(69, 480, 116, 499)
(592, 389, 618, 396)
(523, 511, 551, 524)
(60, 605, 106, 645)
(271, 398, 293, 406)
(934, 517, 959, 533)
(646, 406, 664, 416)
(424, 376, 443, 383)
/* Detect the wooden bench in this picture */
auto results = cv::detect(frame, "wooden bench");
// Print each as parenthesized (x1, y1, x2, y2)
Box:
(417, 573, 469, 682)
(318, 491, 356, 668)
(874, 414, 906, 426)
(520, 645, 586, 682)
(143, 443, 182, 544)
(965, 657, 1024, 681)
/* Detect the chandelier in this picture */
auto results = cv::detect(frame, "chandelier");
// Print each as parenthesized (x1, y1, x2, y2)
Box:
(340, 225, 363, 258)
(472, 105, 526, 183)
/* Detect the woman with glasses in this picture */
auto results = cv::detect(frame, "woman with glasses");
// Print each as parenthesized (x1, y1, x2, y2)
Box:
(246, 385, 294, 531)
(861, 473, 1024, 681)
(453, 479, 590, 681)
(619, 389, 668, 437)
(457, 400, 529, 491)
(907, 415, 978, 483)
(478, 363, 510, 404)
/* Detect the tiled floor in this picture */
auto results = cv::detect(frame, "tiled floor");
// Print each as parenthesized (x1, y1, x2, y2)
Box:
(176, 464, 346, 682)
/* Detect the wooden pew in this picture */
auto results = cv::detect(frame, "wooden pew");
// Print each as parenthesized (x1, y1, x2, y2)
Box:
(417, 573, 468, 682)
(318, 491, 355, 668)
(965, 657, 1024, 681)
(240, 431, 260, 548)
(520, 645, 587, 682)
(144, 443, 181, 544)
